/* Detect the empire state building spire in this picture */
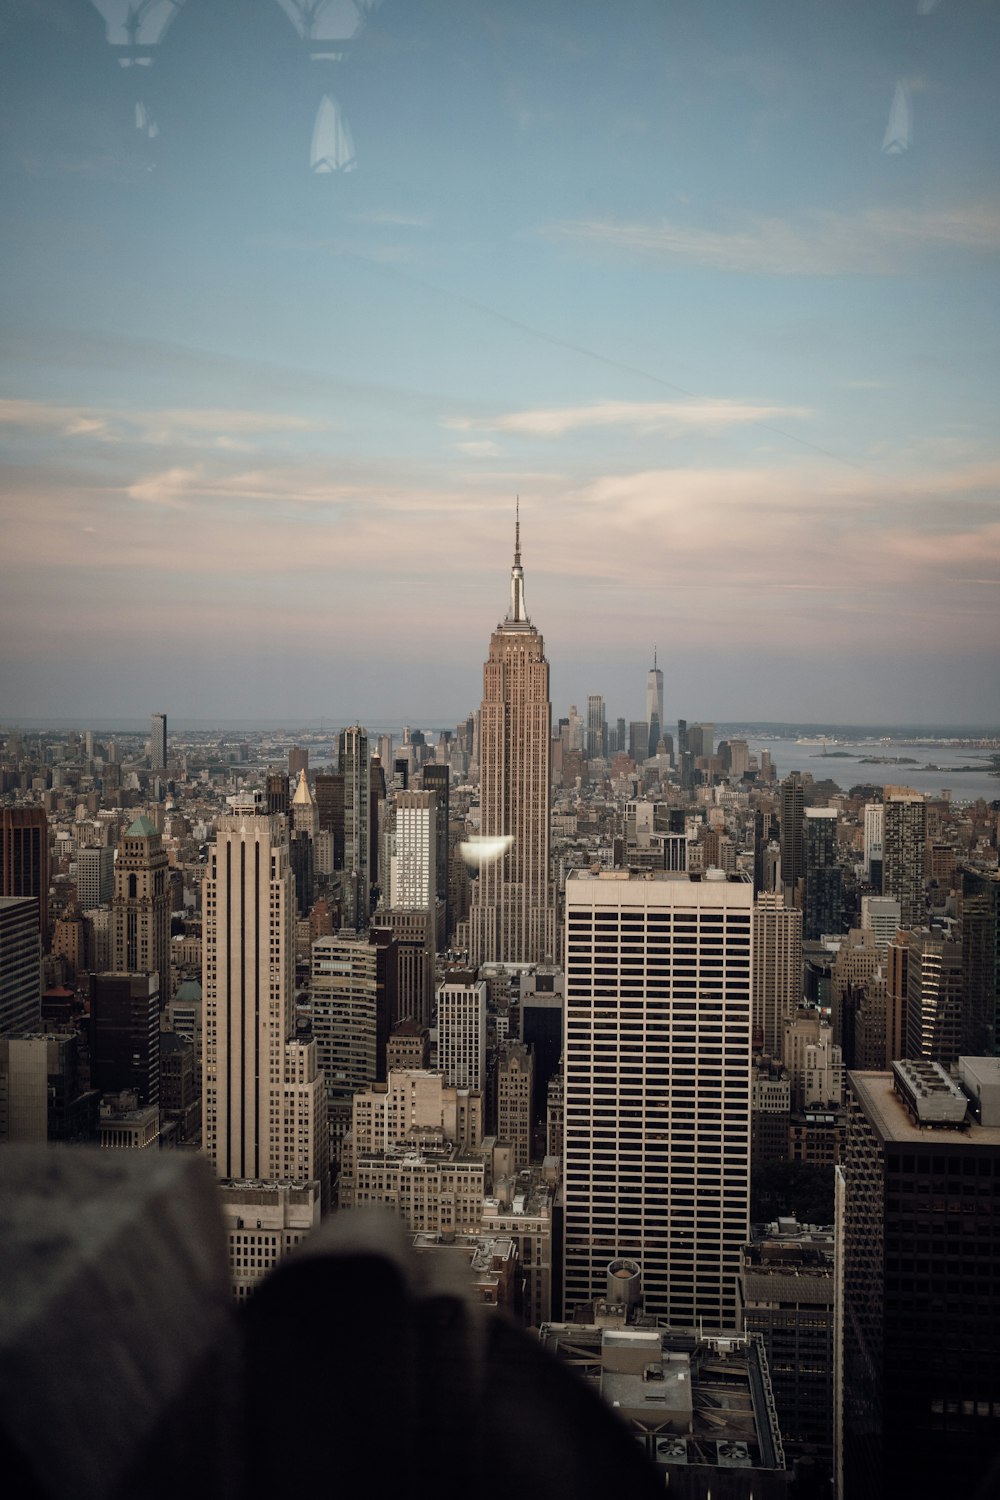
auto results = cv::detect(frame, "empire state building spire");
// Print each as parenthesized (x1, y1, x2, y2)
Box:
(508, 497, 527, 624)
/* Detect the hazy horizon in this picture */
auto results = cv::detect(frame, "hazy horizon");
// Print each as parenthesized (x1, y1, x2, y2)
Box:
(4, 715, 998, 738)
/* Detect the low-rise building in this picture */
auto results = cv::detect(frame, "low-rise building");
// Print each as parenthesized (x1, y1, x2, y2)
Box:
(218, 1178, 322, 1302)
(737, 1220, 835, 1463)
(411, 1231, 518, 1310)
(347, 1141, 485, 1234)
(539, 1302, 788, 1499)
(99, 1090, 160, 1150)
(481, 1165, 556, 1326)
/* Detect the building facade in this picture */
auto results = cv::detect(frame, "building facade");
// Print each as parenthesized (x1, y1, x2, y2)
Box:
(76, 844, 115, 911)
(0, 896, 41, 1037)
(882, 793, 927, 930)
(437, 967, 486, 1090)
(737, 1220, 835, 1460)
(0, 807, 49, 936)
(202, 804, 327, 1200)
(905, 927, 964, 1065)
(752, 891, 802, 1057)
(778, 774, 804, 901)
(390, 790, 437, 912)
(110, 815, 171, 992)
(90, 971, 160, 1107)
(338, 725, 370, 929)
(803, 807, 842, 941)
(840, 1060, 1000, 1500)
(496, 1037, 534, 1170)
(563, 869, 753, 1329)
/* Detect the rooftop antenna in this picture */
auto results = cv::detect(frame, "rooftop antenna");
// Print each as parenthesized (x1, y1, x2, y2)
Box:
(508, 497, 526, 622)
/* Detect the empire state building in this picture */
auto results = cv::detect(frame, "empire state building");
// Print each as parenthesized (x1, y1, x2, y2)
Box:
(469, 515, 555, 966)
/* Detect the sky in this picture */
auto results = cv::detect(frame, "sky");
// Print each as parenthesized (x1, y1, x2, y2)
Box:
(1, 0, 999, 728)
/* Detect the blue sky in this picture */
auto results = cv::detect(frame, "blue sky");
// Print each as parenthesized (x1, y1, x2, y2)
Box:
(2, 0, 999, 727)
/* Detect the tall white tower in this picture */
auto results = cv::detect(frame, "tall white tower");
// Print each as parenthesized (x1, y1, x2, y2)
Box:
(645, 650, 664, 751)
(752, 890, 803, 1057)
(469, 508, 555, 965)
(390, 790, 437, 911)
(202, 801, 327, 1199)
(437, 967, 486, 1090)
(563, 869, 753, 1329)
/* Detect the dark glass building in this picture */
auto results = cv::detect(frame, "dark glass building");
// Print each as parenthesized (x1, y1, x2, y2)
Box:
(841, 1059, 1000, 1500)
(961, 868, 1000, 1056)
(90, 971, 161, 1107)
(0, 807, 49, 936)
(803, 808, 842, 941)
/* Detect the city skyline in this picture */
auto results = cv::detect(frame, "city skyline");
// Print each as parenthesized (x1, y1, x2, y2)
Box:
(2, 1, 999, 726)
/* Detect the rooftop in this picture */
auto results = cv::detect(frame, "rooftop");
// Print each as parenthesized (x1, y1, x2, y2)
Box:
(892, 1058, 968, 1126)
(125, 815, 158, 837)
(537, 1323, 785, 1476)
(850, 1068, 1000, 1146)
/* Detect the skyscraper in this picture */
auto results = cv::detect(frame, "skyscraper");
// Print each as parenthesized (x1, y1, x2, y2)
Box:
(311, 930, 382, 1138)
(628, 720, 649, 763)
(266, 770, 290, 815)
(496, 1037, 534, 1170)
(586, 694, 606, 759)
(863, 802, 884, 887)
(645, 648, 663, 753)
(110, 815, 171, 991)
(290, 767, 318, 838)
(289, 767, 318, 916)
(802, 807, 842, 940)
(90, 971, 160, 1107)
(960, 868, 1000, 1055)
(563, 869, 753, 1329)
(882, 792, 926, 930)
(905, 927, 964, 1064)
(840, 1060, 1000, 1500)
(338, 725, 370, 929)
(437, 967, 486, 1090)
(202, 801, 327, 1197)
(421, 763, 451, 937)
(150, 713, 167, 772)
(76, 845, 115, 910)
(314, 770, 345, 867)
(860, 894, 901, 956)
(469, 515, 555, 966)
(390, 790, 437, 912)
(779, 772, 805, 900)
(752, 890, 803, 1057)
(0, 807, 49, 936)
(0, 897, 41, 1037)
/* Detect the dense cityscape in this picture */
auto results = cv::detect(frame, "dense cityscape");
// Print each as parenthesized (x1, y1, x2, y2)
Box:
(2, 528, 999, 1499)
(4, 3, 1000, 1498)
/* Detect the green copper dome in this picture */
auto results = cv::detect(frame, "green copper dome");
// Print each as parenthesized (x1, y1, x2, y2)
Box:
(125, 814, 158, 837)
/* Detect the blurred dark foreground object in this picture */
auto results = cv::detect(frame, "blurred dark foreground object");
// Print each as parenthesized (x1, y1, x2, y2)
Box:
(0, 1148, 660, 1500)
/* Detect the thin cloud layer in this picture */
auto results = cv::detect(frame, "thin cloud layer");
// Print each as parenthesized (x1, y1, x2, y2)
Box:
(543, 203, 1000, 275)
(0, 399, 327, 447)
(446, 398, 810, 438)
